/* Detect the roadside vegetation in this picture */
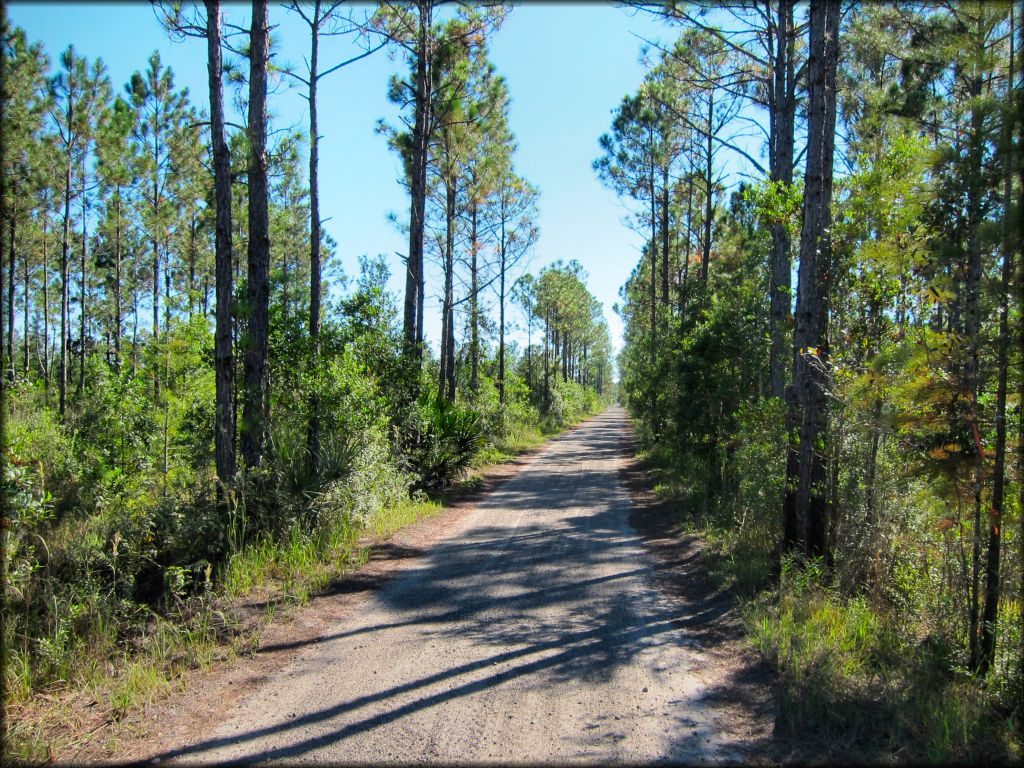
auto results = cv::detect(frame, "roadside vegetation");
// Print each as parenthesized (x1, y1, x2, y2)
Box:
(0, 3, 613, 760)
(611, 2, 1022, 763)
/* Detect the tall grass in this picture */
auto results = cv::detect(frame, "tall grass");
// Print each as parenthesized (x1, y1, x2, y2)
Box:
(745, 559, 1017, 763)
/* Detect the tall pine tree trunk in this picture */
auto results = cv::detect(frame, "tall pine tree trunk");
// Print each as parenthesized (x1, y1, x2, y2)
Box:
(966, 63, 985, 671)
(59, 162, 71, 416)
(769, 0, 796, 399)
(783, 0, 840, 561)
(648, 134, 658, 435)
(78, 153, 87, 395)
(7, 208, 16, 382)
(207, 0, 235, 485)
(470, 202, 480, 393)
(22, 218, 28, 377)
(440, 176, 455, 402)
(41, 211, 49, 387)
(241, 0, 271, 469)
(660, 166, 669, 307)
(113, 193, 122, 370)
(979, 6, 1016, 674)
(403, 0, 432, 366)
(679, 177, 693, 322)
(498, 215, 507, 405)
(701, 88, 714, 286)
(307, 0, 323, 469)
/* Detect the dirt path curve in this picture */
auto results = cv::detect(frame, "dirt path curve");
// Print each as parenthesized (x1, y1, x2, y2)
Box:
(146, 406, 771, 765)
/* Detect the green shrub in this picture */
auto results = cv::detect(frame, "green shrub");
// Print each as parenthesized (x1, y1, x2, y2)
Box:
(402, 392, 486, 490)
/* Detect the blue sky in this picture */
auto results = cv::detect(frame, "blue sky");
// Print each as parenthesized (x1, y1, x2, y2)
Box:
(8, 2, 745, 357)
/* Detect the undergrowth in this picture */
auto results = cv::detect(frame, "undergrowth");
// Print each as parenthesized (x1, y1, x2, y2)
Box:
(3, 390, 608, 763)
(631, 410, 1022, 765)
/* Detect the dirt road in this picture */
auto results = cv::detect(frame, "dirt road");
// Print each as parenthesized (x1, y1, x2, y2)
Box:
(148, 406, 771, 764)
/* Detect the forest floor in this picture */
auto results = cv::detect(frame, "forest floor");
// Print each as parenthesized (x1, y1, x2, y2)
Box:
(71, 407, 781, 764)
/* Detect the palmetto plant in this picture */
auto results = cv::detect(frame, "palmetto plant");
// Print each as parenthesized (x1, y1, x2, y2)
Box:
(404, 392, 486, 491)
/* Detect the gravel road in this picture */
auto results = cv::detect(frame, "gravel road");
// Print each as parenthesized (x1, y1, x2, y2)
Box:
(156, 406, 766, 765)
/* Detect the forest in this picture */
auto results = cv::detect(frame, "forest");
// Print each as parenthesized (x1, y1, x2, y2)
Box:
(0, 1, 614, 757)
(3, 0, 1024, 764)
(607, 0, 1024, 761)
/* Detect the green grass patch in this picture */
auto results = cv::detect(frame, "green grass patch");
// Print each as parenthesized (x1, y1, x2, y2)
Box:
(367, 498, 443, 540)
(744, 566, 1019, 763)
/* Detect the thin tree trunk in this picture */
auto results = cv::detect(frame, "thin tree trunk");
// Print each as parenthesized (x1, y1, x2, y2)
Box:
(679, 177, 693, 322)
(978, 172, 1011, 676)
(7, 210, 16, 382)
(966, 62, 985, 671)
(470, 202, 479, 393)
(979, 7, 1015, 674)
(241, 0, 271, 470)
(701, 88, 714, 285)
(162, 244, 171, 480)
(543, 310, 550, 407)
(60, 161, 71, 416)
(444, 300, 455, 401)
(769, 0, 796, 399)
(403, 0, 432, 365)
(78, 151, 87, 395)
(525, 314, 532, 394)
(113, 192, 122, 370)
(648, 130, 658, 435)
(660, 165, 669, 308)
(307, 0, 323, 469)
(131, 285, 138, 377)
(440, 176, 455, 402)
(42, 211, 49, 387)
(188, 210, 197, 320)
(783, 0, 840, 561)
(498, 214, 507, 405)
(22, 217, 29, 378)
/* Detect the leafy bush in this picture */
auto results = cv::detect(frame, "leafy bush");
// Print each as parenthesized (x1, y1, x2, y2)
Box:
(546, 378, 599, 429)
(402, 392, 486, 491)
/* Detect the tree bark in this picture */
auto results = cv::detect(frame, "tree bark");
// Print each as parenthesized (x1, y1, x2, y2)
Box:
(648, 127, 658, 435)
(78, 151, 87, 395)
(498, 213, 507, 405)
(679, 177, 693, 322)
(966, 61, 985, 672)
(21, 214, 28, 377)
(113, 192, 122, 370)
(470, 202, 480, 393)
(783, 0, 840, 561)
(660, 165, 669, 308)
(59, 160, 71, 416)
(543, 310, 550, 407)
(7, 209, 16, 382)
(701, 87, 714, 286)
(207, 0, 236, 484)
(979, 5, 1015, 674)
(440, 175, 456, 402)
(241, 0, 271, 470)
(42, 210, 49, 387)
(769, 0, 796, 400)
(403, 0, 433, 366)
(307, 0, 323, 468)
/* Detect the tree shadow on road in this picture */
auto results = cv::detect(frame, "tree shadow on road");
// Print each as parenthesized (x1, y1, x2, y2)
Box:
(141, 410, 777, 765)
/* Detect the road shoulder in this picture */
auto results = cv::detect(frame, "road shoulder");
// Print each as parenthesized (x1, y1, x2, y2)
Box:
(70, 432, 564, 764)
(617, 419, 779, 764)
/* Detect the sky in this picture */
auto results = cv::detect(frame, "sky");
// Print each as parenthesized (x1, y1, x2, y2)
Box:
(8, 1, 751, 359)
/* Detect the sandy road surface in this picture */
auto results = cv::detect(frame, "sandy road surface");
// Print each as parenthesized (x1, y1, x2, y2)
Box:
(150, 407, 767, 765)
